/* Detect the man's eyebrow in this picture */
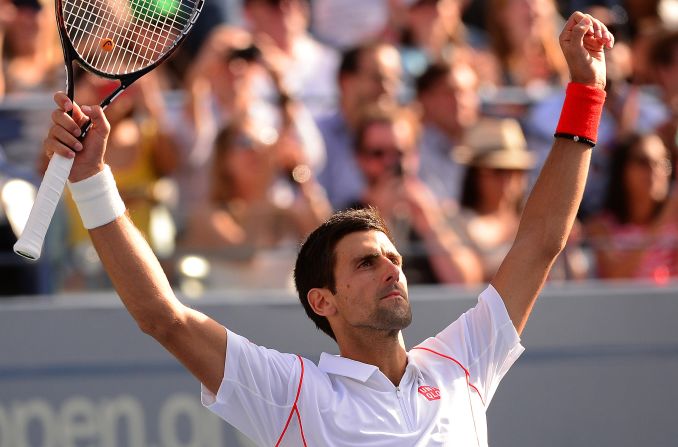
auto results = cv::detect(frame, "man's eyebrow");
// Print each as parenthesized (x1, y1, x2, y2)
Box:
(351, 251, 402, 265)
(386, 251, 403, 263)
(352, 253, 380, 265)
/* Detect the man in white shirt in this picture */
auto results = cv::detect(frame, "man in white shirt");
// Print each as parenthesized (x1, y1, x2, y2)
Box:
(43, 11, 613, 446)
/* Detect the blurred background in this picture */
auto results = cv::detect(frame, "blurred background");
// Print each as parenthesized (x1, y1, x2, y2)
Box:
(0, 0, 677, 445)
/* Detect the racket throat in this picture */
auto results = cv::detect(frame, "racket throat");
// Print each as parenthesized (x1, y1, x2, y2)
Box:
(79, 84, 127, 139)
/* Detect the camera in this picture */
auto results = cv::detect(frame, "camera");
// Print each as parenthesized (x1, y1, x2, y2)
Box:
(227, 45, 262, 63)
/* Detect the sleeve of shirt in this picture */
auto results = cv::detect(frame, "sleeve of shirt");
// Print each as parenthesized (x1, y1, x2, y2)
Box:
(201, 328, 302, 445)
(420, 285, 525, 407)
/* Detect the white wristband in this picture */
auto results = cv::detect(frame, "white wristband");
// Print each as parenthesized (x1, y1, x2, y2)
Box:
(67, 165, 126, 229)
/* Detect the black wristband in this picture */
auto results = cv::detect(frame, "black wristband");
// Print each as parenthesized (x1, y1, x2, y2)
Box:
(553, 132, 596, 148)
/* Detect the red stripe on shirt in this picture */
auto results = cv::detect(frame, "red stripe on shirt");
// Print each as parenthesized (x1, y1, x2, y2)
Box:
(274, 355, 306, 447)
(412, 346, 486, 406)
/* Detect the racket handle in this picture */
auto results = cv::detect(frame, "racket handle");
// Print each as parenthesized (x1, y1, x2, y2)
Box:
(13, 154, 74, 260)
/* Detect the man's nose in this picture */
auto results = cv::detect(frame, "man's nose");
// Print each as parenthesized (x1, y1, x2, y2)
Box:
(382, 258, 400, 283)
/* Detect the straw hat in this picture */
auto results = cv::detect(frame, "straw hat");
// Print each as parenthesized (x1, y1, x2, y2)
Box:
(453, 118, 535, 170)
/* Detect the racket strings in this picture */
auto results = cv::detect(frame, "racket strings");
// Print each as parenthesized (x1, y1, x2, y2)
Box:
(62, 0, 198, 75)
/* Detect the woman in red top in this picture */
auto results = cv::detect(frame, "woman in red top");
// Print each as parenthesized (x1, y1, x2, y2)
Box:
(586, 133, 678, 280)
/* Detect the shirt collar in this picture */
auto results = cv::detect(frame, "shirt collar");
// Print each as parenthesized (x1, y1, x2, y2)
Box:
(318, 352, 425, 385)
(318, 352, 380, 383)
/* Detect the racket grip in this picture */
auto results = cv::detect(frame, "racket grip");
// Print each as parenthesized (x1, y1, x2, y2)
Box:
(13, 154, 74, 260)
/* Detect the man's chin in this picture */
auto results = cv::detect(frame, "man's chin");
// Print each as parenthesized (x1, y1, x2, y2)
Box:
(374, 305, 412, 331)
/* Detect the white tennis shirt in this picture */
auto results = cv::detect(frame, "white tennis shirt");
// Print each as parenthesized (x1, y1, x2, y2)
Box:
(202, 285, 524, 446)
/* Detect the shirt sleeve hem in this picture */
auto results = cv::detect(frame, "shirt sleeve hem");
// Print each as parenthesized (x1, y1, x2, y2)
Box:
(201, 327, 240, 408)
(482, 284, 524, 347)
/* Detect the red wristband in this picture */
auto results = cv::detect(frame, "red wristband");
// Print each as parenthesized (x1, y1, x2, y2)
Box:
(555, 83, 606, 145)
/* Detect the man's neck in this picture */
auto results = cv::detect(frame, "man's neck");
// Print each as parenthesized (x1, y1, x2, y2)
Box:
(336, 330, 408, 386)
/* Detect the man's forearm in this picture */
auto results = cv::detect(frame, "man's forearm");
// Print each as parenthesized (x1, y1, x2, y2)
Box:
(515, 138, 592, 260)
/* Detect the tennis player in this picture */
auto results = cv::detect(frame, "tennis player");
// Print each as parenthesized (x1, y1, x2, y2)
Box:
(43, 11, 613, 446)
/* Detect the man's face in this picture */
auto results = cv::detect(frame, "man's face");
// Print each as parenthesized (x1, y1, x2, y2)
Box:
(346, 46, 402, 109)
(329, 231, 411, 334)
(420, 64, 479, 133)
(356, 121, 417, 183)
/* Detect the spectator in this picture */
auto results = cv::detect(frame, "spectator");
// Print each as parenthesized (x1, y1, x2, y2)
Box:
(171, 26, 325, 230)
(349, 105, 482, 284)
(396, 0, 493, 85)
(0, 0, 61, 97)
(451, 117, 587, 281)
(586, 133, 678, 280)
(415, 60, 480, 205)
(485, 0, 568, 88)
(179, 118, 331, 289)
(242, 0, 339, 115)
(317, 43, 403, 210)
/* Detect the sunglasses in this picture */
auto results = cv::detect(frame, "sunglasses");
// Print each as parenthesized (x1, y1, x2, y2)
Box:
(359, 146, 404, 160)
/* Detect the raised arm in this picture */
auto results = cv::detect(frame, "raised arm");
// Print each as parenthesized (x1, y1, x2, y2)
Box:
(491, 12, 614, 334)
(44, 94, 227, 395)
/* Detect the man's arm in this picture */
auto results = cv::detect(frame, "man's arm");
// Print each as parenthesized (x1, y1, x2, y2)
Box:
(44, 96, 227, 395)
(491, 12, 614, 335)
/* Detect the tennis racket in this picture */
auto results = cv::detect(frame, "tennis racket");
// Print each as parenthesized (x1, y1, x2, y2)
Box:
(14, 0, 203, 260)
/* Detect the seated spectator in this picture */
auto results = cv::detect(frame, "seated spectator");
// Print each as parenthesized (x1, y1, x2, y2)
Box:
(452, 118, 587, 281)
(317, 42, 403, 210)
(395, 0, 494, 86)
(485, 0, 568, 88)
(242, 0, 339, 115)
(171, 26, 325, 230)
(415, 60, 480, 205)
(179, 118, 331, 289)
(586, 133, 678, 280)
(0, 0, 62, 97)
(349, 105, 482, 284)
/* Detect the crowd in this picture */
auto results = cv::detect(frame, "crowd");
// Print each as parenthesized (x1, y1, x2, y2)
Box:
(0, 0, 676, 295)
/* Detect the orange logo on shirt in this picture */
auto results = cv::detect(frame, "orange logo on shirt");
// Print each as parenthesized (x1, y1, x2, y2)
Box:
(418, 386, 441, 401)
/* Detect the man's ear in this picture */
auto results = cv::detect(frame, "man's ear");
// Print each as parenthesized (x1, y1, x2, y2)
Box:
(307, 288, 337, 317)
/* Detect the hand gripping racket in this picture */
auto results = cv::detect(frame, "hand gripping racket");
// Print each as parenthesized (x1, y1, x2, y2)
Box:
(14, 0, 203, 260)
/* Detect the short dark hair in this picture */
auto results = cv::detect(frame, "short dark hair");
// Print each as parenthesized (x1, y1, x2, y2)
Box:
(415, 62, 450, 97)
(294, 208, 393, 340)
(338, 42, 387, 81)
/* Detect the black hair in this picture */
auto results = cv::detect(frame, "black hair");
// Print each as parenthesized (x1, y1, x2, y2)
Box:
(338, 42, 386, 81)
(603, 133, 671, 224)
(294, 208, 393, 340)
(415, 62, 450, 97)
(460, 166, 480, 211)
